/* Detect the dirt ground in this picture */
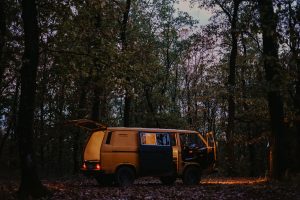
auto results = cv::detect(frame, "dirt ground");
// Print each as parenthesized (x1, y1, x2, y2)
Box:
(1, 176, 299, 200)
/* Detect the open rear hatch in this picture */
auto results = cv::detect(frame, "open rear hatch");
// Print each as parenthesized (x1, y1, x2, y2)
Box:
(65, 119, 107, 171)
(65, 119, 107, 131)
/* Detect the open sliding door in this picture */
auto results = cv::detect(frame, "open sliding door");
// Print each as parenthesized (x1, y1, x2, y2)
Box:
(139, 132, 173, 175)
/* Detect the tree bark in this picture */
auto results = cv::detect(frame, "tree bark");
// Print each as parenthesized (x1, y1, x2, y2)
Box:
(259, 0, 286, 180)
(56, 82, 65, 175)
(72, 66, 92, 174)
(0, 0, 6, 88)
(121, 0, 131, 127)
(17, 0, 49, 198)
(144, 86, 159, 127)
(225, 0, 240, 176)
(185, 75, 193, 126)
(91, 69, 101, 121)
(288, 0, 300, 173)
(241, 33, 256, 176)
(91, 10, 103, 122)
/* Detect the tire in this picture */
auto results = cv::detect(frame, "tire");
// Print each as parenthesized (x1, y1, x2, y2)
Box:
(115, 166, 135, 187)
(95, 175, 114, 186)
(160, 176, 177, 185)
(182, 166, 201, 185)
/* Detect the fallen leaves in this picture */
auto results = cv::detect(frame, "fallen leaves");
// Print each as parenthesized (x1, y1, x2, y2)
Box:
(1, 176, 299, 200)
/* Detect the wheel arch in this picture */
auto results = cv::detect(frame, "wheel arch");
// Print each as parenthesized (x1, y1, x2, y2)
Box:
(115, 163, 137, 175)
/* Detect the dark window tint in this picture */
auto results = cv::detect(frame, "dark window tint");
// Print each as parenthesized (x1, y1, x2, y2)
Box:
(156, 133, 170, 146)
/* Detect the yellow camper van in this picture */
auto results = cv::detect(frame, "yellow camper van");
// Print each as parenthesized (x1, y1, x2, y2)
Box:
(69, 119, 216, 186)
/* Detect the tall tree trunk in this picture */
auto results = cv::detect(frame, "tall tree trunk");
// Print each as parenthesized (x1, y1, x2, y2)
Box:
(171, 64, 179, 112)
(39, 88, 45, 169)
(241, 33, 256, 176)
(91, 10, 103, 122)
(288, 0, 300, 173)
(225, 0, 240, 176)
(57, 82, 65, 175)
(185, 75, 192, 126)
(144, 86, 159, 127)
(91, 68, 101, 121)
(259, 0, 286, 180)
(17, 0, 49, 198)
(0, 0, 6, 88)
(38, 57, 47, 170)
(73, 67, 92, 174)
(121, 0, 131, 127)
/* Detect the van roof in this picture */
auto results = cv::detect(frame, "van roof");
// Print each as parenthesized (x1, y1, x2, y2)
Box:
(107, 127, 199, 134)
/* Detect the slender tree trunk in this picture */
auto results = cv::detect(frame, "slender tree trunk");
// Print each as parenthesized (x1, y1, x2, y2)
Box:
(171, 64, 179, 112)
(37, 58, 47, 171)
(91, 69, 101, 121)
(39, 90, 45, 169)
(225, 0, 240, 176)
(288, 1, 300, 173)
(17, 0, 49, 198)
(123, 91, 131, 126)
(185, 75, 192, 126)
(57, 82, 65, 175)
(91, 10, 103, 122)
(241, 33, 256, 176)
(73, 67, 92, 174)
(144, 86, 159, 127)
(0, 0, 6, 88)
(91, 88, 100, 121)
(259, 0, 286, 180)
(121, 0, 131, 127)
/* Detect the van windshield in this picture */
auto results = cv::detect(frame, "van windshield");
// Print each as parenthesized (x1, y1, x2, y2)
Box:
(84, 131, 105, 161)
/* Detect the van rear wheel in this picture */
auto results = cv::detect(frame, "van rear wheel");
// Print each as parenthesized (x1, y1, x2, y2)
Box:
(182, 166, 201, 185)
(115, 166, 135, 187)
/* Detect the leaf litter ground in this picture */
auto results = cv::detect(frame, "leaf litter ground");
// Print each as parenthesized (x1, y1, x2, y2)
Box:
(1, 176, 299, 199)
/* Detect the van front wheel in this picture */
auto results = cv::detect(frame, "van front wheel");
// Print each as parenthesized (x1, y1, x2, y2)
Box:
(115, 166, 135, 187)
(182, 166, 201, 185)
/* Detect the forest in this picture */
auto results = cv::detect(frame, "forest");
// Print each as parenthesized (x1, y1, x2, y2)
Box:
(0, 0, 299, 199)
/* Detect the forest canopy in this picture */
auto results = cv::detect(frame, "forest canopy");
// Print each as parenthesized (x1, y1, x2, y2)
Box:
(0, 0, 299, 198)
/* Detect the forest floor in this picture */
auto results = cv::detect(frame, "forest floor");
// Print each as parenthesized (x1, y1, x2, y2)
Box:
(1, 176, 299, 200)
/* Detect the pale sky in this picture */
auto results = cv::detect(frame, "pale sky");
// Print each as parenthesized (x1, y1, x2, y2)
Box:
(175, 1, 212, 25)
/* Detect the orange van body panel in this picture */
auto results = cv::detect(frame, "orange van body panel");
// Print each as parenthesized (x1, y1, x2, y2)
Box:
(100, 130, 139, 174)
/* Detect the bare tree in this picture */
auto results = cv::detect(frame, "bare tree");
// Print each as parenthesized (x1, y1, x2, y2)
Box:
(16, 0, 49, 198)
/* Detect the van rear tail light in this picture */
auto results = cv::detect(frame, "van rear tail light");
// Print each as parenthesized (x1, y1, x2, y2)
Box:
(95, 163, 101, 170)
(82, 163, 87, 170)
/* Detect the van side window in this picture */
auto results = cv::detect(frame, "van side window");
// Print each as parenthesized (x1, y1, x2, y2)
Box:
(106, 131, 112, 144)
(179, 133, 205, 148)
(141, 133, 156, 145)
(140, 132, 170, 146)
(156, 133, 170, 146)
